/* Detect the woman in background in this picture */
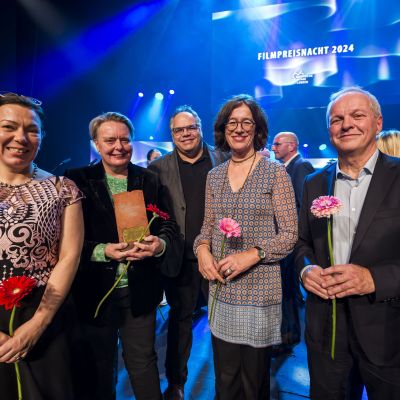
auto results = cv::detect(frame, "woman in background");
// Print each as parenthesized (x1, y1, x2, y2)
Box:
(195, 94, 297, 400)
(0, 93, 84, 399)
(377, 129, 400, 157)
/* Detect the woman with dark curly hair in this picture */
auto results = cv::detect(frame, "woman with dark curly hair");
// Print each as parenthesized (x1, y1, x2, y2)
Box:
(194, 94, 297, 400)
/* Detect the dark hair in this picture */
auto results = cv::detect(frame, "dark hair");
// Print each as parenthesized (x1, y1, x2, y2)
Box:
(169, 105, 202, 130)
(89, 112, 134, 140)
(146, 148, 161, 161)
(0, 92, 45, 129)
(214, 94, 268, 152)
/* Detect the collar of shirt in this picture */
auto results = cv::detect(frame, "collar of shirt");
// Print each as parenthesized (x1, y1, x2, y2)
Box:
(335, 149, 379, 180)
(284, 152, 300, 167)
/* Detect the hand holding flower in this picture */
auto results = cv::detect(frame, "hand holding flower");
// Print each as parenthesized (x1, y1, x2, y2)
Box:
(198, 247, 223, 283)
(0, 275, 37, 399)
(218, 248, 260, 281)
(321, 263, 375, 297)
(0, 316, 46, 363)
(105, 242, 138, 262)
(302, 265, 330, 299)
(310, 195, 342, 360)
(208, 218, 241, 325)
(94, 204, 169, 319)
(126, 235, 165, 261)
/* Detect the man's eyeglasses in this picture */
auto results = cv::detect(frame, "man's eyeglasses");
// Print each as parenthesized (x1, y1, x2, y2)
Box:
(225, 119, 255, 133)
(172, 124, 200, 136)
(0, 92, 42, 106)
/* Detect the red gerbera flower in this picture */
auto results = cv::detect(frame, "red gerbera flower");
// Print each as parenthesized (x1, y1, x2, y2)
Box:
(146, 204, 170, 220)
(0, 276, 36, 310)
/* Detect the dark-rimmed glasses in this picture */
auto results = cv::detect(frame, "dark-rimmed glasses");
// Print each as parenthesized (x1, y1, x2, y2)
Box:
(0, 92, 42, 106)
(225, 119, 255, 133)
(172, 124, 200, 136)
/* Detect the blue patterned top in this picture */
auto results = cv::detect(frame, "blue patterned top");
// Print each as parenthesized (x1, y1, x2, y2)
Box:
(194, 157, 298, 347)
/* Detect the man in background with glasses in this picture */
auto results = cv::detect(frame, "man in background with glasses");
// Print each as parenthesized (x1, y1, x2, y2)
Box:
(271, 131, 314, 356)
(148, 105, 229, 400)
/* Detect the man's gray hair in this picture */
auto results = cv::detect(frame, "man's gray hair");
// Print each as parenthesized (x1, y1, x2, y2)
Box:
(326, 86, 382, 127)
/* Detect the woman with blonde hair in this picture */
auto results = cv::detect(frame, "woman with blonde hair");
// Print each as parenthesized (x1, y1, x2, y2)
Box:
(377, 129, 400, 157)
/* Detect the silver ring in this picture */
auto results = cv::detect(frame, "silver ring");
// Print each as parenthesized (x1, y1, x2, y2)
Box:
(226, 268, 232, 275)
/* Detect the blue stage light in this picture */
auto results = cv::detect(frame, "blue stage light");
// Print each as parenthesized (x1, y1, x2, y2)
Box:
(303, 143, 308, 148)
(138, 92, 144, 97)
(155, 92, 164, 100)
(169, 89, 175, 95)
(149, 135, 154, 140)
(319, 144, 327, 151)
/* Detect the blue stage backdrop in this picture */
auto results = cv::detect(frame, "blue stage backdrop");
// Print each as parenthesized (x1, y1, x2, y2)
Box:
(211, 0, 400, 158)
(3, 0, 400, 169)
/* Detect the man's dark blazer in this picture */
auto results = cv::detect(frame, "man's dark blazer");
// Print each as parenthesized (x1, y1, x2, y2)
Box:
(148, 143, 229, 242)
(286, 154, 315, 212)
(65, 162, 183, 323)
(295, 151, 400, 367)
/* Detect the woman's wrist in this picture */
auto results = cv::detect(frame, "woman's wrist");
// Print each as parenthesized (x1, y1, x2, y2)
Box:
(195, 243, 210, 257)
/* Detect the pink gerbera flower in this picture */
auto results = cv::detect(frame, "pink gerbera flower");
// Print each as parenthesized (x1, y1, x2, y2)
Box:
(310, 196, 342, 218)
(218, 218, 241, 238)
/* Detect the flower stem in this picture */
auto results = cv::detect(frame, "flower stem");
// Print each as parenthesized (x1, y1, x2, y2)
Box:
(209, 237, 226, 326)
(138, 215, 157, 243)
(9, 306, 23, 400)
(9, 305, 16, 336)
(94, 261, 131, 318)
(327, 217, 336, 360)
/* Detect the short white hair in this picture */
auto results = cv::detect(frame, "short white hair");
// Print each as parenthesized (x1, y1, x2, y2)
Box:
(326, 86, 381, 127)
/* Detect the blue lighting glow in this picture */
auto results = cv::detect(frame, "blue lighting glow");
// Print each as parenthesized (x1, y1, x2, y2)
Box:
(149, 136, 154, 140)
(155, 92, 164, 100)
(20, 0, 169, 98)
(303, 143, 309, 148)
(138, 92, 144, 97)
(319, 144, 327, 151)
(169, 89, 175, 95)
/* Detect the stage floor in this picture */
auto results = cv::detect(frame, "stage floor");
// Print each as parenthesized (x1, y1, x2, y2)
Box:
(116, 304, 368, 399)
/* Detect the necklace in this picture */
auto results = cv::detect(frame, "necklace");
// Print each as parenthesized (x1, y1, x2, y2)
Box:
(0, 164, 38, 188)
(230, 151, 256, 164)
(221, 152, 257, 221)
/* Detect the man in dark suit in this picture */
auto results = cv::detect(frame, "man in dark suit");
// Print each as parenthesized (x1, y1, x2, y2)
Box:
(65, 112, 182, 400)
(295, 87, 400, 399)
(148, 105, 229, 400)
(272, 132, 315, 212)
(272, 132, 314, 354)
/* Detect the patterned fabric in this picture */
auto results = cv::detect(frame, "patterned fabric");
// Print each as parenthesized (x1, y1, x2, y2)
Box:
(0, 176, 83, 286)
(194, 157, 297, 347)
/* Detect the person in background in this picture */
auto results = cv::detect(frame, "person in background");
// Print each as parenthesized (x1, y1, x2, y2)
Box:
(195, 94, 297, 400)
(146, 148, 167, 306)
(271, 131, 315, 355)
(295, 87, 400, 399)
(272, 132, 314, 211)
(0, 92, 84, 399)
(377, 129, 400, 157)
(148, 105, 229, 400)
(65, 112, 182, 400)
(147, 148, 162, 166)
